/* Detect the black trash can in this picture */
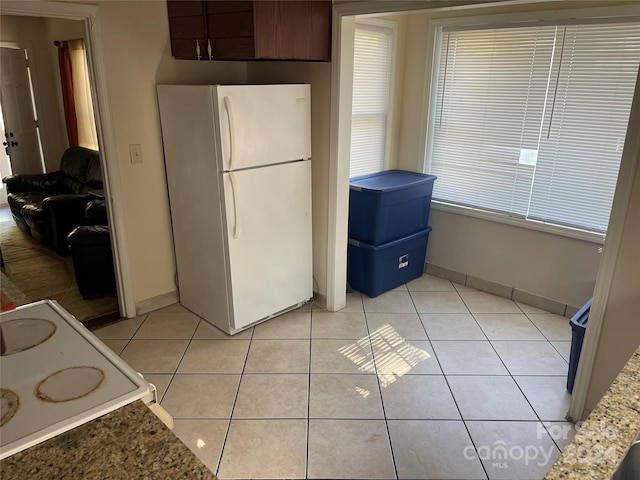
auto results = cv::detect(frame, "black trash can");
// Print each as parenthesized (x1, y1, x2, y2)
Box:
(567, 297, 593, 393)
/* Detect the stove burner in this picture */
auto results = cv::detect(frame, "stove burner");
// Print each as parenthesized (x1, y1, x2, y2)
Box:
(0, 389, 19, 427)
(0, 318, 57, 356)
(36, 366, 105, 403)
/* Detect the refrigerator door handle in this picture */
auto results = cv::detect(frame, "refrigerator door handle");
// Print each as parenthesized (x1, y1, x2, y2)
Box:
(223, 96, 235, 171)
(229, 172, 240, 239)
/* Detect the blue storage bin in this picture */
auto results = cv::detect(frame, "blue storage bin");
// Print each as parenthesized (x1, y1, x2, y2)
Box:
(347, 227, 432, 298)
(349, 170, 437, 245)
(567, 297, 592, 393)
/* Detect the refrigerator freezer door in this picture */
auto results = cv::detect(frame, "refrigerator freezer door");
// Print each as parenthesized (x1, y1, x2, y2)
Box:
(223, 160, 313, 330)
(216, 84, 311, 171)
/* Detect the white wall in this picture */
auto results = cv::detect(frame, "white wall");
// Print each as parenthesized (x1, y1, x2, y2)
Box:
(246, 61, 332, 296)
(427, 210, 601, 306)
(584, 118, 640, 412)
(95, 1, 247, 305)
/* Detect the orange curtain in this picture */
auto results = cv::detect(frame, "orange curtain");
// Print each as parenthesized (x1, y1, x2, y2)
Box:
(68, 39, 98, 150)
(56, 41, 79, 147)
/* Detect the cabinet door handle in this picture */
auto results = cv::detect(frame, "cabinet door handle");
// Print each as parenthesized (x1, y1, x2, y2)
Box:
(196, 39, 201, 60)
(207, 39, 212, 60)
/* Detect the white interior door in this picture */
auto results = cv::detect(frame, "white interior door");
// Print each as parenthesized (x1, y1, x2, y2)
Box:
(223, 160, 313, 330)
(0, 115, 11, 205)
(0, 47, 44, 175)
(216, 84, 311, 171)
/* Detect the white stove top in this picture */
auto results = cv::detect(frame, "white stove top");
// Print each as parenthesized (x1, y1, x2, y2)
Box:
(0, 300, 152, 459)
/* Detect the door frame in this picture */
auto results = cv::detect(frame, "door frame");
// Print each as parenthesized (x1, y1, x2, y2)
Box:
(0, 1, 136, 318)
(328, 0, 639, 421)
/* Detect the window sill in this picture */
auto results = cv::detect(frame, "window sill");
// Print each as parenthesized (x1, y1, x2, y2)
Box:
(431, 201, 605, 245)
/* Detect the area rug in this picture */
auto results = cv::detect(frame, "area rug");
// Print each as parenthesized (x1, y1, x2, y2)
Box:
(1, 270, 29, 310)
(0, 214, 118, 321)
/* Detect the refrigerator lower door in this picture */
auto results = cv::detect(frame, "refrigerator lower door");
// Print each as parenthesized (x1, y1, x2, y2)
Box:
(223, 160, 312, 330)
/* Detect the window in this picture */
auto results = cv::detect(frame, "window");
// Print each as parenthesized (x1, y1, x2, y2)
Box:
(426, 18, 640, 234)
(68, 39, 98, 150)
(350, 19, 395, 178)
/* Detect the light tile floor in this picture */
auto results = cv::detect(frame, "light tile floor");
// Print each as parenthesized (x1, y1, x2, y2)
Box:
(91, 274, 580, 480)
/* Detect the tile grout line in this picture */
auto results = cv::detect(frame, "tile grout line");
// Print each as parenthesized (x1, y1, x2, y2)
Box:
(214, 320, 254, 478)
(509, 303, 571, 453)
(161, 314, 203, 399)
(306, 303, 314, 479)
(363, 303, 399, 480)
(108, 312, 149, 364)
(439, 287, 490, 480)
(462, 293, 567, 466)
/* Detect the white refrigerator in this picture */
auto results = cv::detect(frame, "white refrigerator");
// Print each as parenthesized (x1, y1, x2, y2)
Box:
(157, 84, 313, 335)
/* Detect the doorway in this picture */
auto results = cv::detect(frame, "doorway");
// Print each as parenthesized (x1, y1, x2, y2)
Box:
(0, 1, 135, 320)
(0, 20, 117, 322)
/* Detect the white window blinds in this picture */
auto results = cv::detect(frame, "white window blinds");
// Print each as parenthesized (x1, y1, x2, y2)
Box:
(350, 22, 394, 178)
(427, 20, 640, 233)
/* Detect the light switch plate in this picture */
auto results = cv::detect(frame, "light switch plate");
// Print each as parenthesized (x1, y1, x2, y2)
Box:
(129, 144, 143, 164)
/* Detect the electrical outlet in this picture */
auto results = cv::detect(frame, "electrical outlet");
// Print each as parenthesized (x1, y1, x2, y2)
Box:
(129, 144, 143, 164)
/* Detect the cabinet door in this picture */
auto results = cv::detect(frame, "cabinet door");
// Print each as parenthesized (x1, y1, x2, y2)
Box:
(254, 1, 331, 61)
(167, 1, 207, 60)
(167, 0, 331, 61)
(205, 1, 255, 60)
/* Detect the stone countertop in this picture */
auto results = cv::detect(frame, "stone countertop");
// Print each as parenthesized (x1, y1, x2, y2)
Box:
(545, 347, 640, 479)
(0, 400, 217, 480)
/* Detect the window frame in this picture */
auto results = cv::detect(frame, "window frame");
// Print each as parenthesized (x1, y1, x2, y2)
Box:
(350, 16, 398, 177)
(421, 5, 640, 244)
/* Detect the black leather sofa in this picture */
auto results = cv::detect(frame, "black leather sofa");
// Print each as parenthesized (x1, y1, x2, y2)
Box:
(2, 146, 102, 255)
(67, 199, 116, 299)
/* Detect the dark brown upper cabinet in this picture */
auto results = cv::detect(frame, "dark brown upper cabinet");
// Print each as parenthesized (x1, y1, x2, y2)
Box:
(167, 0, 332, 61)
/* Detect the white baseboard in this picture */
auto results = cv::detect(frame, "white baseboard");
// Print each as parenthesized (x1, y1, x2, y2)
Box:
(425, 262, 576, 317)
(134, 290, 180, 317)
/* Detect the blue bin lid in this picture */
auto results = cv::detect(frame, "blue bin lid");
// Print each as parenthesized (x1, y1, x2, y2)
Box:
(350, 170, 437, 192)
(348, 227, 432, 250)
(570, 297, 592, 328)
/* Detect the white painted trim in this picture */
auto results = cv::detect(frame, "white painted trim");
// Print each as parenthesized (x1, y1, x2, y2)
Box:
(135, 290, 179, 317)
(567, 67, 640, 422)
(84, 10, 136, 318)
(326, 11, 355, 312)
(428, 4, 640, 28)
(420, 22, 441, 173)
(0, 1, 97, 20)
(0, 1, 136, 318)
(332, 0, 554, 18)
